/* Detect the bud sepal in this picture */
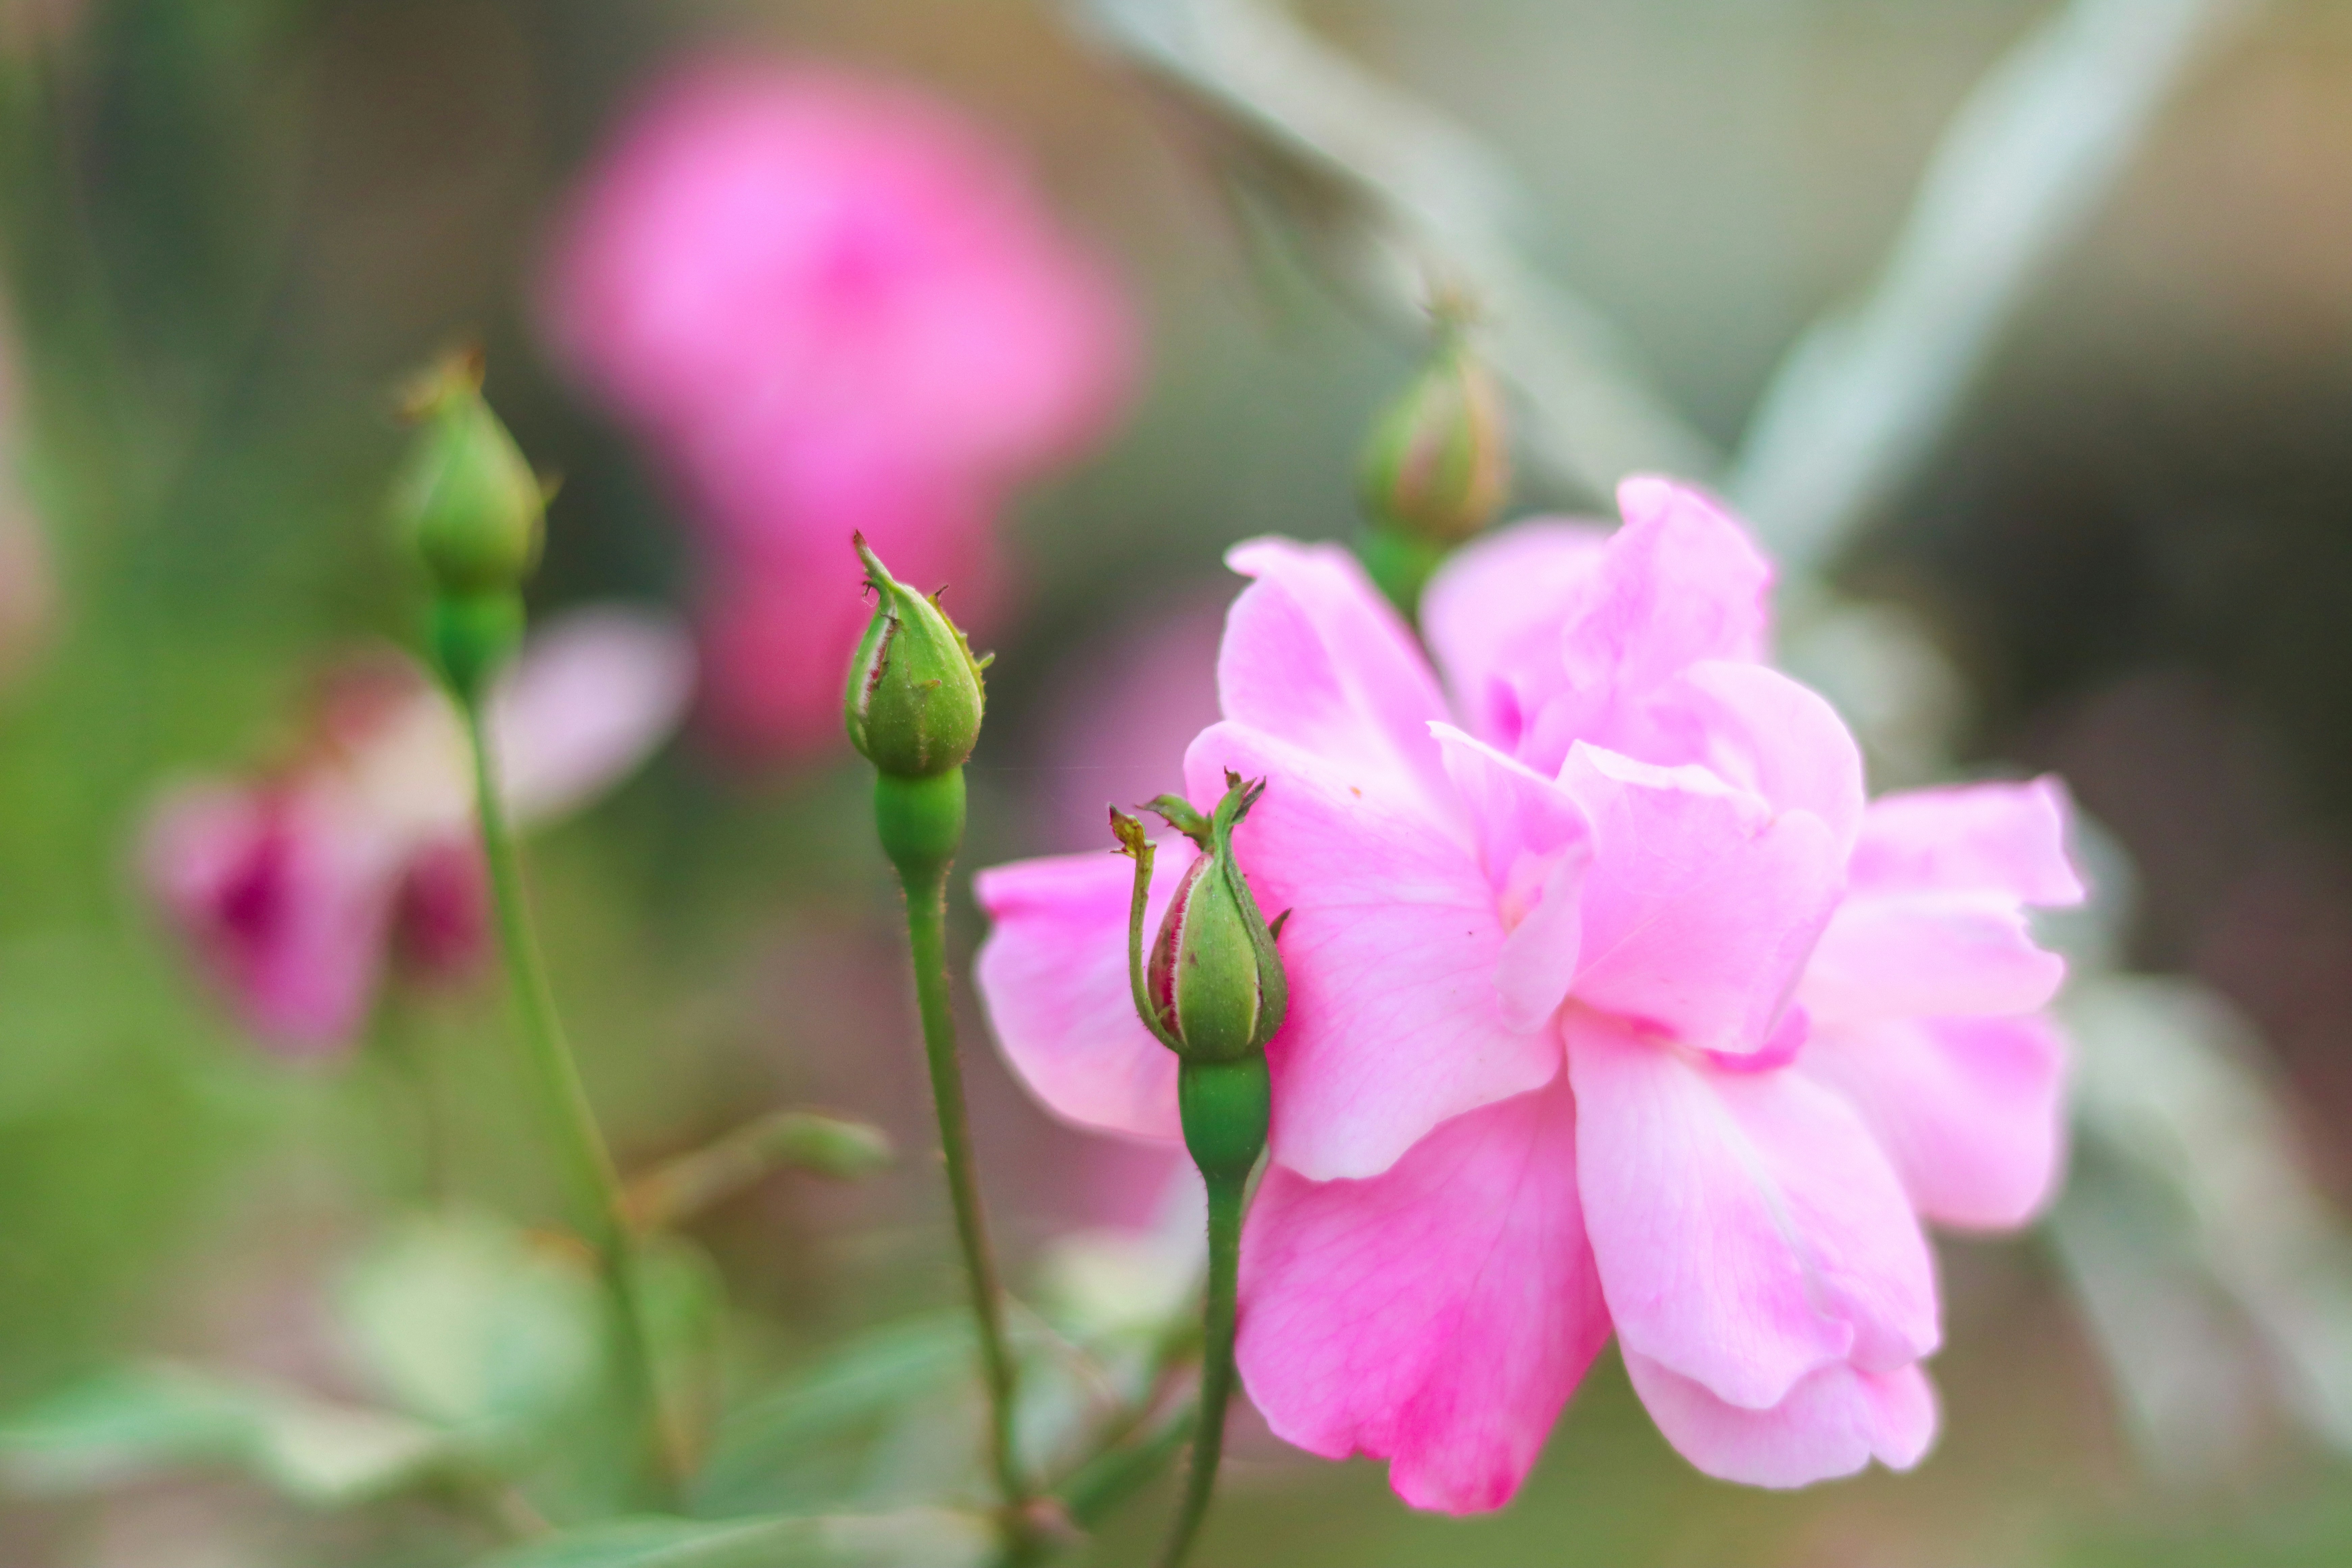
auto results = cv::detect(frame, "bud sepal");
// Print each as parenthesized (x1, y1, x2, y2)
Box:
(843, 535, 990, 779)
(1115, 773, 1289, 1066)
(393, 348, 547, 598)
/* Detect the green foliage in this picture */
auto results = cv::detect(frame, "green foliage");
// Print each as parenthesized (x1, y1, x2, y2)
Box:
(472, 1508, 991, 1568)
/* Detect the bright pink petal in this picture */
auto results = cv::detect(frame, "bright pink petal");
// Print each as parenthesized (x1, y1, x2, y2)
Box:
(1430, 724, 1589, 1032)
(1519, 477, 1774, 773)
(1800, 892, 2067, 1023)
(972, 846, 1192, 1143)
(1849, 777, 2086, 906)
(1563, 745, 1842, 1056)
(1568, 1010, 1938, 1409)
(1624, 1350, 1937, 1488)
(1630, 661, 1866, 853)
(1217, 539, 1453, 815)
(1185, 722, 1560, 1181)
(1420, 518, 1609, 754)
(491, 606, 695, 825)
(1238, 1073, 1608, 1514)
(1802, 1014, 2068, 1231)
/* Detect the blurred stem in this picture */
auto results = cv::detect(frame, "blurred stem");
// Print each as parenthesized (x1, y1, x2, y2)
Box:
(879, 768, 1031, 1550)
(460, 700, 680, 1512)
(1155, 1169, 1246, 1568)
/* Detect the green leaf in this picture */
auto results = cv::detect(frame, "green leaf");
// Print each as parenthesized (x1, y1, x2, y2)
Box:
(0, 1361, 444, 1505)
(337, 1210, 602, 1451)
(473, 1509, 991, 1568)
(691, 1314, 975, 1515)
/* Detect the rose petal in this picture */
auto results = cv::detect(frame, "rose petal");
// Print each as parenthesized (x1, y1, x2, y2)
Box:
(1569, 1009, 1939, 1409)
(1802, 1013, 2068, 1231)
(1420, 518, 1610, 754)
(972, 845, 1193, 1143)
(1624, 1350, 1937, 1488)
(1430, 724, 1590, 1032)
(1185, 722, 1560, 1181)
(1849, 777, 2086, 906)
(1800, 891, 2068, 1024)
(1239, 1072, 1608, 1514)
(1218, 539, 1453, 815)
(1563, 744, 1842, 1056)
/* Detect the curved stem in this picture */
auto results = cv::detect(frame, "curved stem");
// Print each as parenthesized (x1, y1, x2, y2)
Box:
(1156, 1167, 1246, 1568)
(896, 859, 1031, 1539)
(461, 701, 678, 1510)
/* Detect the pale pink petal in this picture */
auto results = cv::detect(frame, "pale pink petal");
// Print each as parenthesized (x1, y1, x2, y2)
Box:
(490, 606, 696, 825)
(1630, 661, 1866, 853)
(972, 846, 1190, 1143)
(1185, 722, 1560, 1181)
(1624, 1350, 1937, 1488)
(1430, 723, 1589, 1032)
(1238, 1073, 1608, 1514)
(1801, 1014, 2068, 1231)
(1519, 477, 1773, 773)
(1420, 518, 1609, 754)
(1563, 745, 1842, 1056)
(1217, 539, 1453, 815)
(1568, 1010, 1938, 1408)
(1849, 776, 2086, 905)
(143, 782, 407, 1055)
(1800, 892, 2067, 1024)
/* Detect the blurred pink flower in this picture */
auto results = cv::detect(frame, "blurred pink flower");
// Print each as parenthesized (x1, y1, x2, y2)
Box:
(144, 608, 694, 1056)
(542, 58, 1135, 760)
(974, 478, 2085, 1508)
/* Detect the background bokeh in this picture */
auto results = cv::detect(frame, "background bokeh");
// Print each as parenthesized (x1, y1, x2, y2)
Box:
(4, 1, 2352, 1563)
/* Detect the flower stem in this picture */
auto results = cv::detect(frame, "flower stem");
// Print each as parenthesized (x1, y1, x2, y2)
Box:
(460, 699, 678, 1510)
(1155, 1167, 1246, 1568)
(875, 768, 1030, 1543)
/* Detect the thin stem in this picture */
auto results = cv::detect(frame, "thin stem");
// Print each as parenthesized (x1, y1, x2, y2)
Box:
(1156, 1169, 1246, 1568)
(460, 700, 679, 1510)
(896, 859, 1032, 1541)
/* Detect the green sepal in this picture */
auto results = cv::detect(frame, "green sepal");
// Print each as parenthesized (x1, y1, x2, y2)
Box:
(873, 768, 966, 886)
(844, 536, 987, 779)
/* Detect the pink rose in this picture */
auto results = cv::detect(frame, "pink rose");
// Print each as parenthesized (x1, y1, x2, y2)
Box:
(542, 58, 1135, 760)
(143, 608, 694, 1055)
(974, 477, 2084, 1507)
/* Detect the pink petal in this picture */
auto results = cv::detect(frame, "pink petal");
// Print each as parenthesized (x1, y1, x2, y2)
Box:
(1519, 477, 1774, 773)
(1800, 891, 2068, 1024)
(1563, 745, 1842, 1056)
(143, 782, 406, 1055)
(1849, 777, 2086, 906)
(1624, 1350, 1937, 1488)
(1430, 724, 1590, 1032)
(1801, 1014, 2068, 1231)
(1238, 1072, 1609, 1514)
(1217, 539, 1453, 816)
(490, 606, 696, 825)
(1568, 1010, 1938, 1410)
(1419, 518, 1610, 755)
(1185, 722, 1561, 1181)
(1630, 661, 1866, 854)
(972, 846, 1191, 1143)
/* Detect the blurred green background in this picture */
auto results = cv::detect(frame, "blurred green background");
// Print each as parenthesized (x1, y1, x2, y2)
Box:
(4, 1, 2352, 1563)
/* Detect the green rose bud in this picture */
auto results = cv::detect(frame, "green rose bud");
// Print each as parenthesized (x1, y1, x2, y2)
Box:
(843, 534, 989, 780)
(1357, 333, 1510, 549)
(1117, 774, 1289, 1067)
(393, 348, 547, 598)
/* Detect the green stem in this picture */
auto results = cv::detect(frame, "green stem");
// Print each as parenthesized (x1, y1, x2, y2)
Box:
(1156, 1168, 1246, 1568)
(897, 853, 1030, 1532)
(370, 995, 448, 1207)
(460, 700, 678, 1510)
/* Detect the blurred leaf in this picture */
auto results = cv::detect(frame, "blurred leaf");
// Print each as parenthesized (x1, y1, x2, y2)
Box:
(337, 1210, 603, 1453)
(0, 1359, 444, 1505)
(473, 1508, 991, 1568)
(691, 1314, 975, 1516)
